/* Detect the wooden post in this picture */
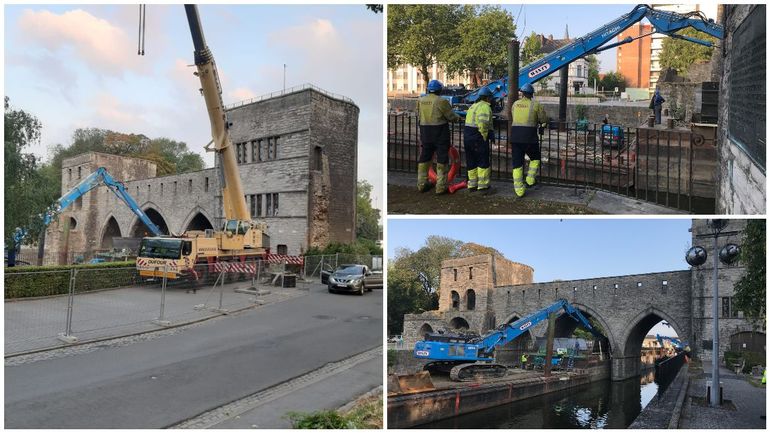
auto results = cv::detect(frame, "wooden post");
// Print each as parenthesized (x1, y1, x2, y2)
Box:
(544, 312, 556, 377)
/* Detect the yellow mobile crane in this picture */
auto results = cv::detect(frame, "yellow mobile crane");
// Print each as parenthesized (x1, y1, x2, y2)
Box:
(136, 5, 269, 279)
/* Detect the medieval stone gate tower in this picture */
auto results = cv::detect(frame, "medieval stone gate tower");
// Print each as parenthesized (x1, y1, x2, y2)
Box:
(44, 85, 358, 262)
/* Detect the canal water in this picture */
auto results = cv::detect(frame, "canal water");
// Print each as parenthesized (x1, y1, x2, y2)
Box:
(420, 368, 674, 429)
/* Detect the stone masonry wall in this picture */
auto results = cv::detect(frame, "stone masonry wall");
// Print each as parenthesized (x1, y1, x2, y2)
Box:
(716, 4, 766, 214)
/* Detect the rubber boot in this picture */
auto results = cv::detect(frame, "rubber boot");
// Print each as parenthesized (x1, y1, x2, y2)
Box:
(467, 168, 478, 192)
(526, 160, 541, 187)
(512, 167, 525, 197)
(417, 162, 431, 192)
(435, 163, 448, 194)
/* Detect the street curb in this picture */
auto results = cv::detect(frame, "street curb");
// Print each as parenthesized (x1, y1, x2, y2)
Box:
(668, 364, 690, 429)
(338, 385, 383, 414)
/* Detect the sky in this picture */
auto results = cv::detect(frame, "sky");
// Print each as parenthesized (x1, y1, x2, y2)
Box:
(388, 218, 695, 337)
(4, 4, 384, 209)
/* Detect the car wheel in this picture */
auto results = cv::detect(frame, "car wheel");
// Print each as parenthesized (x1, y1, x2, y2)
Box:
(328, 285, 334, 294)
(358, 284, 365, 296)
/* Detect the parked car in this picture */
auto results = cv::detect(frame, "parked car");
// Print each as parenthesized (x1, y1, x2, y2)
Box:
(327, 264, 383, 295)
(320, 263, 334, 285)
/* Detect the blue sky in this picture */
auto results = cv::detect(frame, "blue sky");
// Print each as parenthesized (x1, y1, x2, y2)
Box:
(4, 4, 383, 207)
(388, 218, 692, 337)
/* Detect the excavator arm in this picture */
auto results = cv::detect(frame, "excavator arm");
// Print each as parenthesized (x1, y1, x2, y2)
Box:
(463, 4, 724, 105)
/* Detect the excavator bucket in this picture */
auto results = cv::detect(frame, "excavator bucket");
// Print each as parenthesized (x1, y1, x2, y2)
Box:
(390, 371, 435, 394)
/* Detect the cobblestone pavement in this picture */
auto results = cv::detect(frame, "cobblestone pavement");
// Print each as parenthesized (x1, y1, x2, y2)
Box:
(681, 360, 766, 429)
(5, 280, 309, 355)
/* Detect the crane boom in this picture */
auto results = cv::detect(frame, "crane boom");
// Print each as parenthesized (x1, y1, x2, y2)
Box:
(463, 4, 724, 105)
(184, 4, 249, 221)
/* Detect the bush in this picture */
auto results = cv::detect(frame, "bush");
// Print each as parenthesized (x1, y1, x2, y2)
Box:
(286, 395, 382, 429)
(724, 350, 766, 373)
(305, 239, 382, 256)
(5, 262, 138, 299)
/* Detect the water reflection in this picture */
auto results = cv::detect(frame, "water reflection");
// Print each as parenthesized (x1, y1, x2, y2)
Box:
(420, 369, 666, 429)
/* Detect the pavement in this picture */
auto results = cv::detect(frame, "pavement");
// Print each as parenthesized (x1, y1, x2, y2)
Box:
(680, 360, 766, 429)
(4, 284, 382, 429)
(387, 171, 685, 215)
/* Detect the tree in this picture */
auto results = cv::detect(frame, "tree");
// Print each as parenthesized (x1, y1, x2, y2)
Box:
(520, 31, 544, 66)
(387, 5, 467, 89)
(365, 4, 383, 14)
(599, 71, 627, 92)
(733, 220, 766, 329)
(4, 97, 58, 246)
(356, 180, 381, 242)
(445, 6, 516, 87)
(585, 54, 600, 88)
(659, 28, 717, 74)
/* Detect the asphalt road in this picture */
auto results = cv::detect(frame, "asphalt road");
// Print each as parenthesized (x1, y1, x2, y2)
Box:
(5, 284, 382, 428)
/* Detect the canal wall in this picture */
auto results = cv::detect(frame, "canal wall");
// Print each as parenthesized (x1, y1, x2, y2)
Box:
(387, 362, 610, 428)
(629, 356, 690, 429)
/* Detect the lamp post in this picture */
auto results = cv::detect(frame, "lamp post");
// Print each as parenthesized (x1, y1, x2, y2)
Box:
(685, 219, 741, 407)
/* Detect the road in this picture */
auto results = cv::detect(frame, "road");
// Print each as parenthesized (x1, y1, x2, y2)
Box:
(5, 284, 382, 429)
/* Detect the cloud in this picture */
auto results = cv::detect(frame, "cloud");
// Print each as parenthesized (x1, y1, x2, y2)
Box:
(93, 93, 144, 127)
(17, 8, 146, 76)
(229, 87, 257, 102)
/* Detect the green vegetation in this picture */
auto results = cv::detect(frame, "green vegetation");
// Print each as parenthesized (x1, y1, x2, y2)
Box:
(598, 71, 627, 92)
(659, 27, 717, 74)
(724, 350, 766, 374)
(733, 220, 766, 329)
(356, 180, 381, 243)
(4, 262, 137, 299)
(286, 395, 382, 429)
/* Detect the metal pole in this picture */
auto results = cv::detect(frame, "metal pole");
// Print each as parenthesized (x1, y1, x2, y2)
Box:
(218, 267, 225, 311)
(544, 312, 556, 377)
(155, 262, 170, 326)
(711, 231, 720, 406)
(65, 268, 76, 336)
(283, 64, 286, 92)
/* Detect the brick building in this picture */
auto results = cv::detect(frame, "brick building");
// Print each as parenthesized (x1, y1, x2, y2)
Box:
(617, 23, 653, 89)
(44, 85, 359, 262)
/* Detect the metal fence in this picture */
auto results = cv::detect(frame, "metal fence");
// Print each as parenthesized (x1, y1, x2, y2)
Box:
(388, 113, 716, 213)
(7, 250, 133, 268)
(4, 262, 313, 355)
(303, 254, 384, 280)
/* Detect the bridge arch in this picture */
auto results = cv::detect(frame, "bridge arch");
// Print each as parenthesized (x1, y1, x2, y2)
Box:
(449, 317, 470, 330)
(129, 206, 170, 237)
(553, 303, 616, 355)
(418, 323, 434, 338)
(99, 215, 122, 249)
(181, 207, 215, 232)
(618, 306, 686, 358)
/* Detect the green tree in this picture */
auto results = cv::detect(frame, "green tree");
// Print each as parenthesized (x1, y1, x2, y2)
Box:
(365, 4, 382, 14)
(659, 28, 717, 74)
(356, 180, 381, 242)
(733, 220, 766, 329)
(4, 97, 58, 246)
(445, 6, 516, 87)
(387, 4, 467, 89)
(520, 31, 544, 66)
(585, 54, 600, 87)
(599, 71, 627, 92)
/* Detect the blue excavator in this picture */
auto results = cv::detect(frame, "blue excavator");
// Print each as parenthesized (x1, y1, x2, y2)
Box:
(7, 167, 163, 266)
(449, 4, 724, 112)
(414, 299, 606, 381)
(656, 334, 685, 350)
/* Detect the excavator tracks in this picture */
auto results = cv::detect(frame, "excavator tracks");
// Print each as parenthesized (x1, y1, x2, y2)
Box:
(449, 363, 508, 381)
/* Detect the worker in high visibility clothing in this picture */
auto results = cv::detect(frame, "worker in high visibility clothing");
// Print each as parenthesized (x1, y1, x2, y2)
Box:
(417, 79, 460, 194)
(520, 353, 528, 369)
(463, 87, 495, 194)
(510, 83, 548, 197)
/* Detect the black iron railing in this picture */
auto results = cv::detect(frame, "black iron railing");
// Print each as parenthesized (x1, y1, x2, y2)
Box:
(387, 113, 716, 213)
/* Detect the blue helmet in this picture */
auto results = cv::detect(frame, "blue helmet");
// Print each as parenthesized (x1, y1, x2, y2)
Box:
(427, 80, 443, 93)
(519, 83, 535, 95)
(478, 87, 493, 98)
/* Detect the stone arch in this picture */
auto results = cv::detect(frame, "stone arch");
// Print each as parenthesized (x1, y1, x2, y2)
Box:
(450, 290, 460, 310)
(466, 289, 476, 311)
(99, 215, 122, 249)
(130, 207, 170, 237)
(418, 323, 434, 338)
(449, 317, 469, 330)
(181, 207, 215, 232)
(619, 307, 686, 358)
(68, 216, 79, 231)
(553, 303, 615, 355)
(500, 314, 534, 355)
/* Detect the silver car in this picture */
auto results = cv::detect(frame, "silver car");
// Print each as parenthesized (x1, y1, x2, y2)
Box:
(327, 264, 382, 295)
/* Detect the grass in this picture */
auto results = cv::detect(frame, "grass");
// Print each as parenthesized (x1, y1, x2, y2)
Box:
(286, 394, 382, 429)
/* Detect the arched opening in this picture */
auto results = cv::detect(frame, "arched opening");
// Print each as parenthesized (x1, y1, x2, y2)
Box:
(449, 317, 469, 330)
(466, 289, 476, 311)
(418, 323, 434, 339)
(69, 217, 78, 230)
(620, 309, 684, 383)
(550, 307, 613, 367)
(450, 290, 460, 310)
(130, 208, 169, 237)
(185, 212, 213, 232)
(498, 315, 533, 366)
(100, 217, 122, 249)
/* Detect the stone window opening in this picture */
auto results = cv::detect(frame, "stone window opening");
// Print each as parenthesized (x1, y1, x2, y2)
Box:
(451, 290, 460, 310)
(160, 183, 163, 196)
(78, 167, 82, 179)
(453, 269, 457, 281)
(68, 217, 78, 230)
(257, 194, 263, 217)
(313, 146, 323, 171)
(68, 169, 72, 182)
(469, 267, 473, 280)
(147, 184, 151, 194)
(272, 193, 279, 216)
(204, 177, 209, 193)
(466, 289, 476, 311)
(538, 289, 541, 300)
(266, 194, 272, 216)
(662, 280, 668, 294)
(637, 282, 642, 287)
(174, 181, 178, 194)
(251, 140, 258, 162)
(277, 244, 288, 255)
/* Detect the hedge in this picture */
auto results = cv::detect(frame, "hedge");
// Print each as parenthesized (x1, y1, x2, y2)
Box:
(5, 262, 139, 299)
(724, 350, 766, 373)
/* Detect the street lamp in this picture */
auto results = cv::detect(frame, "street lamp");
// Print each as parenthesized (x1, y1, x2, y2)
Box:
(685, 219, 741, 407)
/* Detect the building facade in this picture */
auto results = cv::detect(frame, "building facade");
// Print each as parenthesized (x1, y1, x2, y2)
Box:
(528, 33, 591, 94)
(617, 23, 653, 90)
(387, 63, 472, 96)
(44, 86, 359, 262)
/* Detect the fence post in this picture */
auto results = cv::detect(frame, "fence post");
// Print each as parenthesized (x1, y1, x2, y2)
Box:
(57, 268, 79, 344)
(215, 266, 228, 314)
(154, 263, 171, 326)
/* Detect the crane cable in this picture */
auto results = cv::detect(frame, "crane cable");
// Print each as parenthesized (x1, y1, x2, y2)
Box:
(137, 4, 146, 56)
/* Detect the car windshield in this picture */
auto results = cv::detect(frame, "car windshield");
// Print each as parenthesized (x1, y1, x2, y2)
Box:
(138, 238, 182, 259)
(335, 265, 364, 275)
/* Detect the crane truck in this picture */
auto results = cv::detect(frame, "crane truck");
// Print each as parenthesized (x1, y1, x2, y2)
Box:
(135, 5, 269, 280)
(450, 4, 724, 113)
(7, 167, 163, 266)
(413, 299, 606, 381)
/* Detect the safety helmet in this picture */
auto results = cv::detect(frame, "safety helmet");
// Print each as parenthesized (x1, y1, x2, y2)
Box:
(519, 83, 535, 95)
(427, 80, 444, 93)
(477, 87, 493, 98)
